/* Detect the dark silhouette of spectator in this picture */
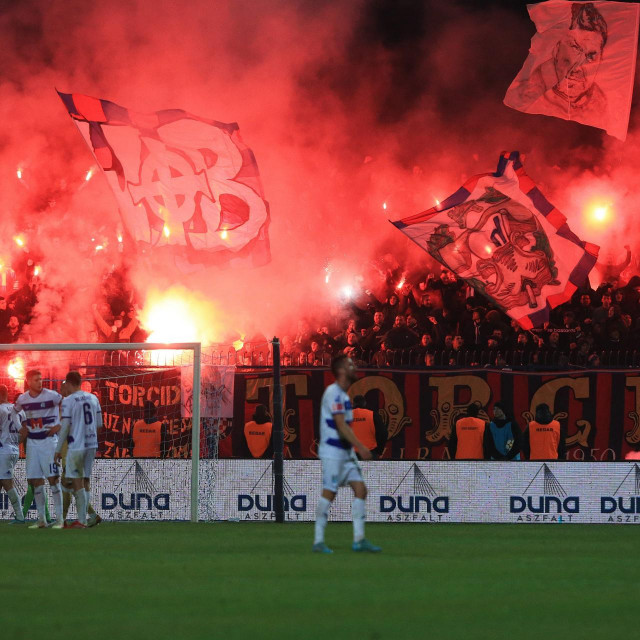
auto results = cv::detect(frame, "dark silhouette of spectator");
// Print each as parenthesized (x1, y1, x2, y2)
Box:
(463, 309, 490, 348)
(385, 315, 419, 350)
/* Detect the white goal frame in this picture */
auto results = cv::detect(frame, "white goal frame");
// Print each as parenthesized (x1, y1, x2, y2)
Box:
(0, 342, 202, 522)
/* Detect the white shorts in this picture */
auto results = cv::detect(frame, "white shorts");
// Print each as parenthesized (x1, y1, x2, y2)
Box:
(26, 439, 60, 479)
(321, 456, 364, 493)
(0, 454, 18, 480)
(65, 448, 96, 479)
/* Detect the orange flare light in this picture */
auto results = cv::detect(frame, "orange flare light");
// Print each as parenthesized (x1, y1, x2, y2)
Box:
(141, 287, 222, 347)
(585, 200, 612, 227)
(163, 225, 170, 238)
(14, 236, 24, 247)
(7, 358, 25, 382)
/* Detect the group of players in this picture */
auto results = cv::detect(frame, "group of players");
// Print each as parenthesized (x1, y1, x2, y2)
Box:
(0, 369, 103, 528)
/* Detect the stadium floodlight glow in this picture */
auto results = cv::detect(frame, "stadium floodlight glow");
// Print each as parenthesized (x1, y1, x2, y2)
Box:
(0, 342, 203, 523)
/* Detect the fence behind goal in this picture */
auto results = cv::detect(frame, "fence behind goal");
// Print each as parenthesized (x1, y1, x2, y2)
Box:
(0, 343, 238, 523)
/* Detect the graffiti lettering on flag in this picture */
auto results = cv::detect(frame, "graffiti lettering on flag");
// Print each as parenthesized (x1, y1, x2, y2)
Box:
(391, 152, 599, 329)
(504, 0, 640, 141)
(57, 91, 270, 269)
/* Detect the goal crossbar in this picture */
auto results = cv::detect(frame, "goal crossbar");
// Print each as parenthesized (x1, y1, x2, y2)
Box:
(0, 342, 202, 523)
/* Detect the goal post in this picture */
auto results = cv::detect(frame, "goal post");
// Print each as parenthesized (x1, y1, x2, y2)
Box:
(0, 342, 202, 523)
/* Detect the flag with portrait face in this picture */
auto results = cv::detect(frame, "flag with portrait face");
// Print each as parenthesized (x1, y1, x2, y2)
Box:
(504, 0, 639, 141)
(391, 152, 599, 329)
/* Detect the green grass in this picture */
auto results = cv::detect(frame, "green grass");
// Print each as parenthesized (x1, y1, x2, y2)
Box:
(4, 522, 639, 639)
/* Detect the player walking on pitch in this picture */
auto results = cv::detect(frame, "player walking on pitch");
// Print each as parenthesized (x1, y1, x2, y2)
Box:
(16, 370, 64, 529)
(0, 384, 26, 524)
(59, 381, 102, 527)
(55, 371, 102, 528)
(313, 355, 381, 554)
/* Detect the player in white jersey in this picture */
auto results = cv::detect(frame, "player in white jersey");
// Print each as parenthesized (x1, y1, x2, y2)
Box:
(16, 369, 64, 529)
(313, 355, 381, 554)
(0, 384, 27, 524)
(55, 371, 102, 528)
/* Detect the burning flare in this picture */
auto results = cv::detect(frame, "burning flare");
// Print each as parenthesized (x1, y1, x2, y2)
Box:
(141, 287, 222, 346)
(584, 200, 612, 227)
(7, 358, 25, 382)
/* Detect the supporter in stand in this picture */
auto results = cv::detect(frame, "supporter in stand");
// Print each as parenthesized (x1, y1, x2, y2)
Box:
(371, 342, 390, 368)
(308, 340, 325, 364)
(5, 316, 22, 343)
(92, 304, 139, 343)
(294, 319, 312, 352)
(334, 318, 358, 352)
(592, 293, 611, 325)
(0, 297, 10, 330)
(413, 333, 435, 365)
(427, 268, 466, 314)
(385, 315, 419, 350)
(462, 309, 489, 348)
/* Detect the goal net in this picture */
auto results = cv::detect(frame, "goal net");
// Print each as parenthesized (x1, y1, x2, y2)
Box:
(0, 342, 230, 523)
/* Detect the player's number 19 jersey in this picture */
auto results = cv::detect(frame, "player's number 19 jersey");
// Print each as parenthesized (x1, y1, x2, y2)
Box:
(61, 391, 102, 450)
(318, 382, 353, 461)
(15, 389, 62, 444)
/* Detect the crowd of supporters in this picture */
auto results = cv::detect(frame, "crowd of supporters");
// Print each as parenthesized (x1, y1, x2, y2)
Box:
(279, 248, 640, 369)
(0, 259, 147, 346)
(2, 240, 639, 370)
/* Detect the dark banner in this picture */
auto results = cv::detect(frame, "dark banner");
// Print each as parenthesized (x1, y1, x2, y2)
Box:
(229, 369, 640, 461)
(91, 367, 188, 459)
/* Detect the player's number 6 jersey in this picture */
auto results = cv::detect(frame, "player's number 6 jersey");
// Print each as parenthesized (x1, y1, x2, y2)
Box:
(61, 391, 102, 450)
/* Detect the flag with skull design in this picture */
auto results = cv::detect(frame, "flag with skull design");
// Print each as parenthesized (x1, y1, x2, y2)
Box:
(58, 91, 270, 269)
(504, 0, 639, 141)
(391, 152, 599, 329)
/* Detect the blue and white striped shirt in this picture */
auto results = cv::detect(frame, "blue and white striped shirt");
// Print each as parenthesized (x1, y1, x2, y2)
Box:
(318, 382, 353, 461)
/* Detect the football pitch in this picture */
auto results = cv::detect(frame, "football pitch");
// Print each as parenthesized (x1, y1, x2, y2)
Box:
(4, 522, 638, 640)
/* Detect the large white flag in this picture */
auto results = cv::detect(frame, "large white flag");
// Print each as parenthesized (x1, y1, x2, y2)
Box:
(504, 1, 639, 140)
(391, 152, 599, 330)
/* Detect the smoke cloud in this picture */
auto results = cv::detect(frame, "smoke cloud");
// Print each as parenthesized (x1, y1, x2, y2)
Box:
(0, 0, 637, 345)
